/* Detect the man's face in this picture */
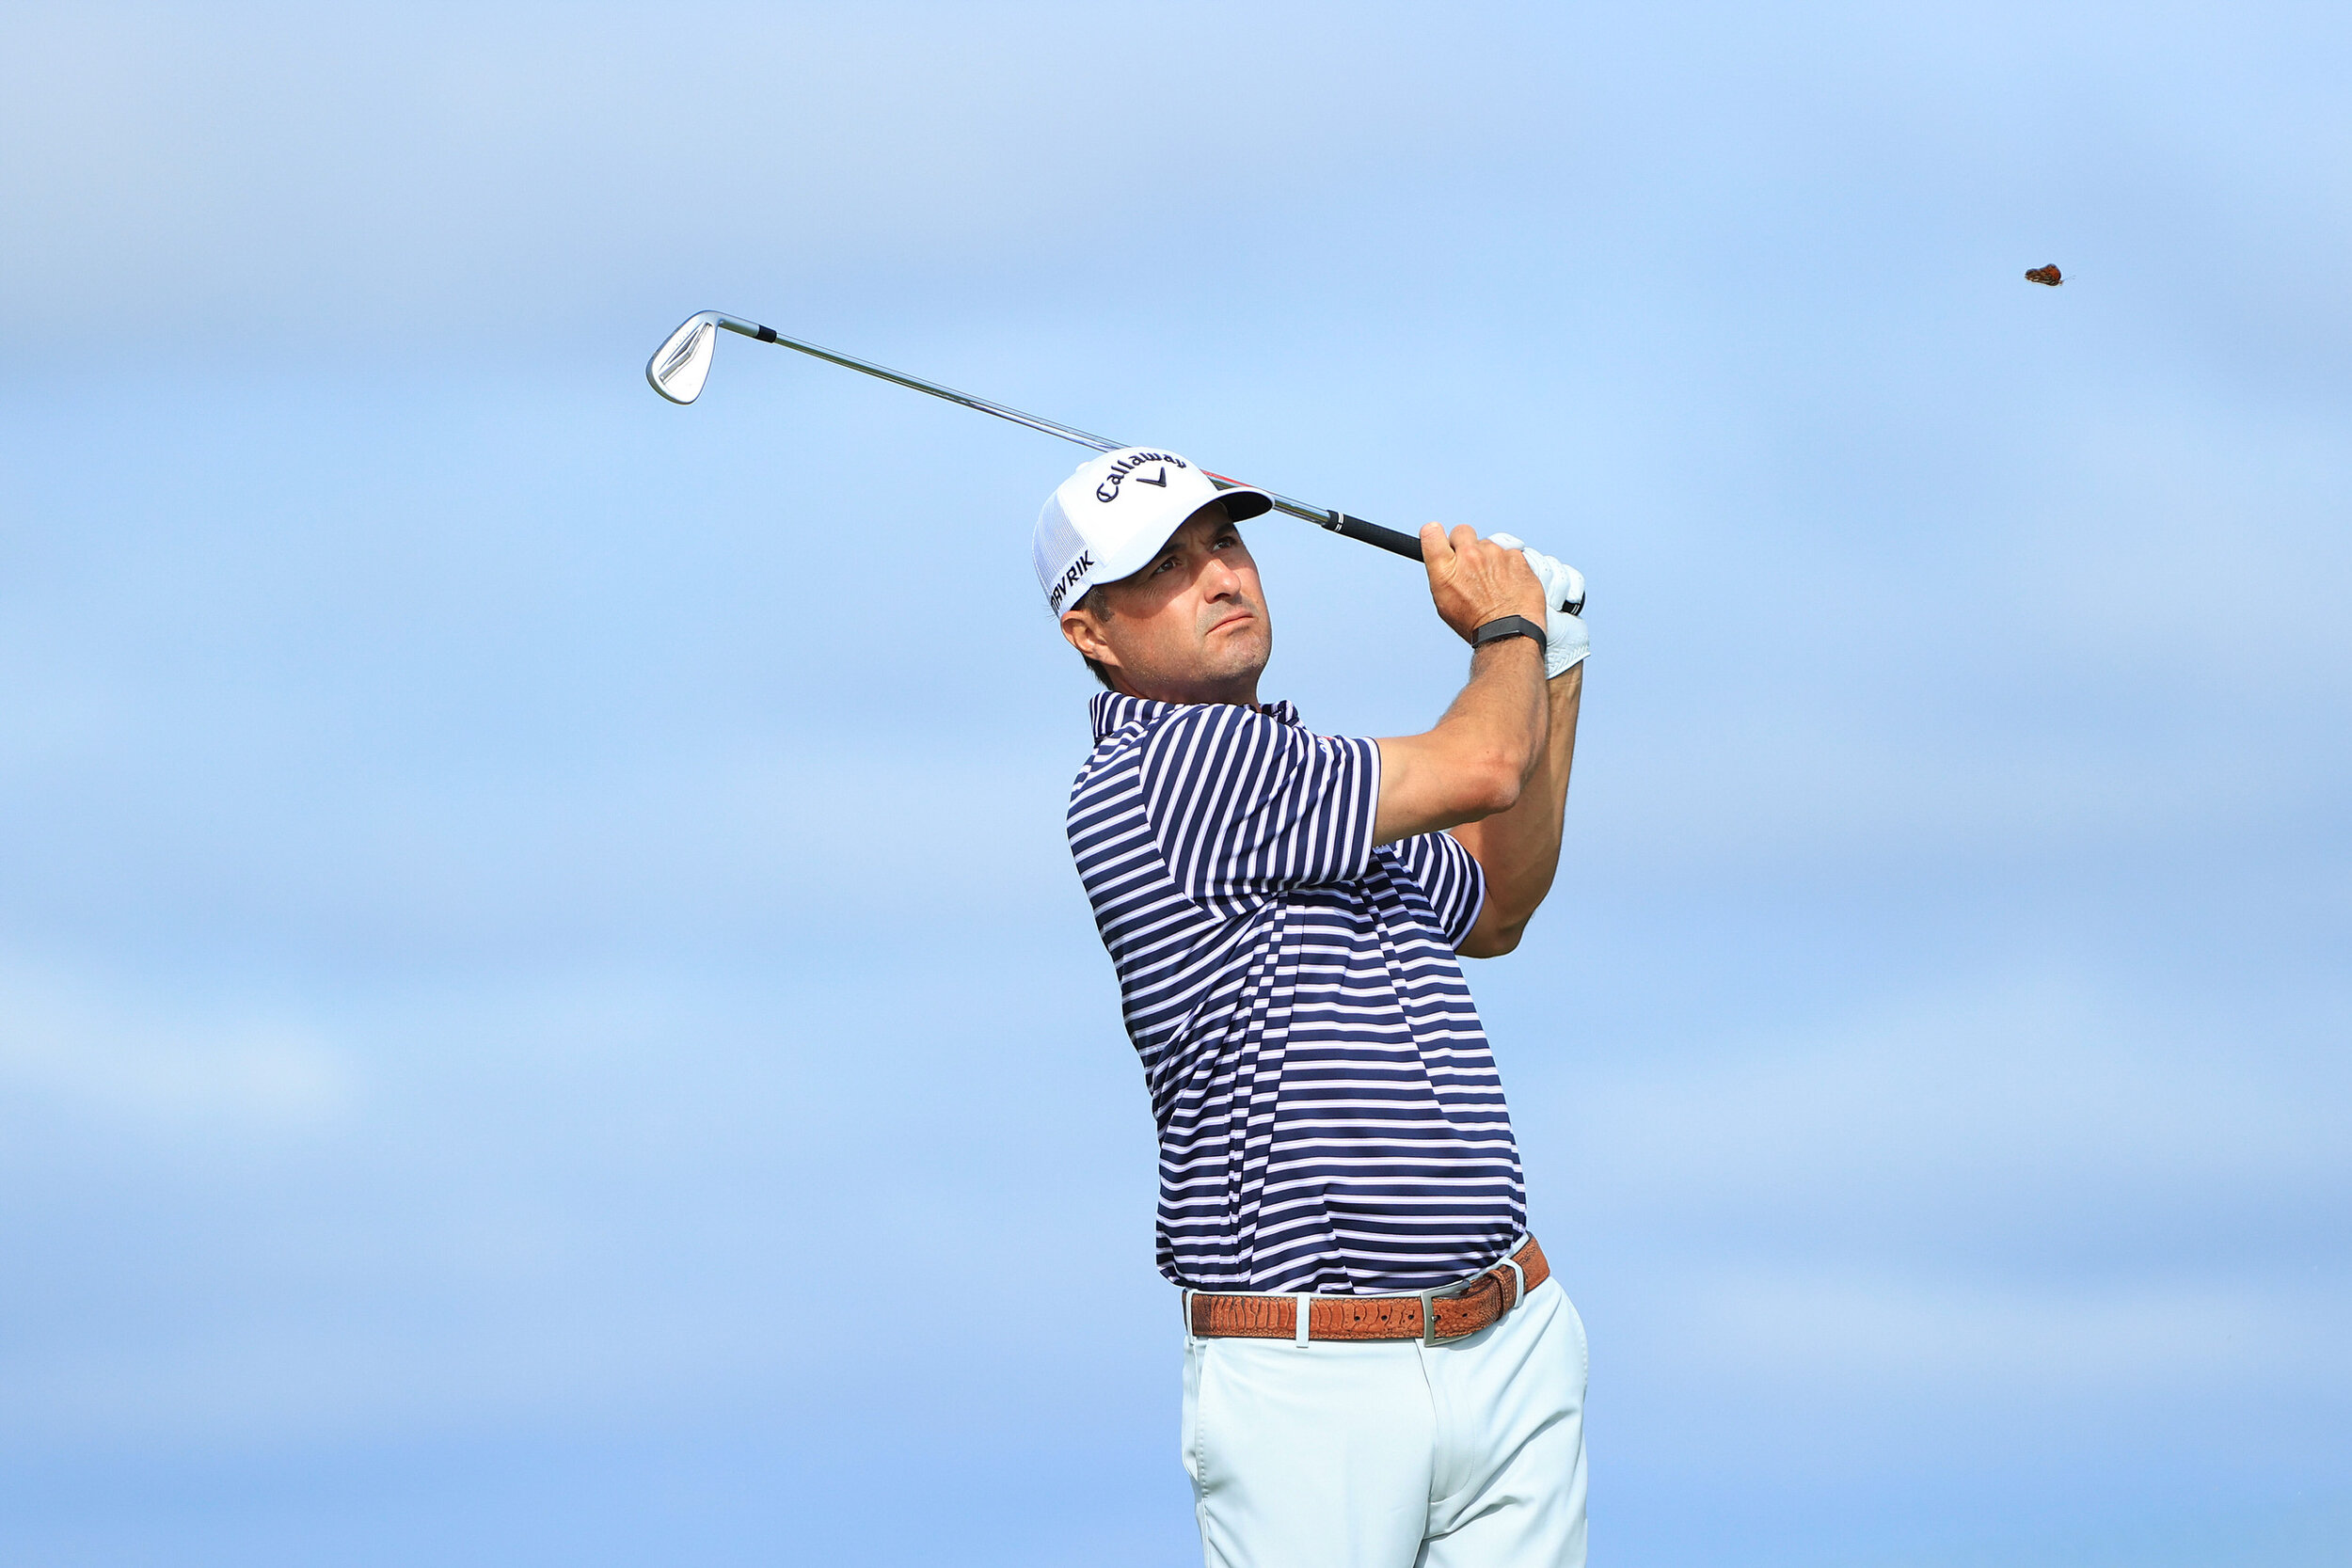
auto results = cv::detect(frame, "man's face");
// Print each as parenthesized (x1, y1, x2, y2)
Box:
(1059, 502, 1273, 705)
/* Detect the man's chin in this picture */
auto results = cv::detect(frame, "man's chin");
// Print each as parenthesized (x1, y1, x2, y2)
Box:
(1205, 632, 1271, 683)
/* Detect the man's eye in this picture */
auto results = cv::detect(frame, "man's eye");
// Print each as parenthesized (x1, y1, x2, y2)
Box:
(1153, 557, 1179, 574)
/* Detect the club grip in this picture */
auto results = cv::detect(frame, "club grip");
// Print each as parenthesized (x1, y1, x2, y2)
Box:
(1341, 512, 1585, 613)
(1327, 512, 1424, 562)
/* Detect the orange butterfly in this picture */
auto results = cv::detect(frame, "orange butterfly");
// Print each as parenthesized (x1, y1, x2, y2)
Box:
(2025, 264, 2063, 286)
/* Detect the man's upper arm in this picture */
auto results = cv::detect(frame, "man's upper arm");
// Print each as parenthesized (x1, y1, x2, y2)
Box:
(1373, 730, 1524, 846)
(1450, 822, 1518, 958)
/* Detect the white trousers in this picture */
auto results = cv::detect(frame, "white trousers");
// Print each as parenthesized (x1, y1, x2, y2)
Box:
(1181, 1278, 1590, 1568)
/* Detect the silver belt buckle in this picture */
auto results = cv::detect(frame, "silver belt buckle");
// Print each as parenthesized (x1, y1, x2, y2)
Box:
(1420, 1257, 1522, 1346)
(1417, 1277, 1478, 1347)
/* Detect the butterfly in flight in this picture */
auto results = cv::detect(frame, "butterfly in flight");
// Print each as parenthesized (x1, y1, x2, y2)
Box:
(2025, 264, 2064, 286)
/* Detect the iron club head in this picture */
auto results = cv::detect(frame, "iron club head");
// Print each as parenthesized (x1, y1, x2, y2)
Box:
(646, 312, 722, 404)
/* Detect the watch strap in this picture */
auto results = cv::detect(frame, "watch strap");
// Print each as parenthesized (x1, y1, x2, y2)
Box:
(1471, 614, 1549, 655)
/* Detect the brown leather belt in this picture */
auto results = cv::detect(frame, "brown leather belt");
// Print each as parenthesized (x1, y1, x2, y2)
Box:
(1186, 1236, 1549, 1345)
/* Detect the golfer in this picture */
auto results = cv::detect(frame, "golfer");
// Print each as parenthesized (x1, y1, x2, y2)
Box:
(1038, 448, 1591, 1568)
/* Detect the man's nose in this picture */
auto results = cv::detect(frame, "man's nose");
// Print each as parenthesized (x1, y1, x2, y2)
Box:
(1200, 554, 1242, 596)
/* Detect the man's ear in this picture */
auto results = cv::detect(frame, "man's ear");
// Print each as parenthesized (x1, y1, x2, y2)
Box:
(1061, 609, 1116, 665)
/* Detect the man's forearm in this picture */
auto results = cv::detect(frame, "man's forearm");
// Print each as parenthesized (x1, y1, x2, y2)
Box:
(1372, 639, 1548, 844)
(1451, 662, 1581, 955)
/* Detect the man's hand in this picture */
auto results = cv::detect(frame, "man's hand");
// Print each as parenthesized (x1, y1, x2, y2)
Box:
(1372, 526, 1550, 847)
(1374, 526, 1586, 953)
(1418, 523, 1547, 642)
(1488, 534, 1589, 680)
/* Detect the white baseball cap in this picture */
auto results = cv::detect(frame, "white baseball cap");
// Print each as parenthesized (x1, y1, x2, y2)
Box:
(1031, 447, 1273, 617)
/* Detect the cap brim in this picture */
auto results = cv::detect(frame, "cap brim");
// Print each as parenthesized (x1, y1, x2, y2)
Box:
(1088, 487, 1279, 591)
(1216, 486, 1274, 521)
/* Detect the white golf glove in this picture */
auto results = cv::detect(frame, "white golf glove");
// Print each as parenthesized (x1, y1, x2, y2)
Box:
(1488, 533, 1589, 679)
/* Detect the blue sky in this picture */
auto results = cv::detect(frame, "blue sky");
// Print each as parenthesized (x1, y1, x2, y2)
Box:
(2, 3, 2346, 1564)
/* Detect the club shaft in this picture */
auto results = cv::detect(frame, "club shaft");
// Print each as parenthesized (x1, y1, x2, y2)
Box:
(717, 317, 1425, 563)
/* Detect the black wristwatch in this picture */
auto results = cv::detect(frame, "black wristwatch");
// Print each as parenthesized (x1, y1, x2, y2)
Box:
(1471, 614, 1549, 656)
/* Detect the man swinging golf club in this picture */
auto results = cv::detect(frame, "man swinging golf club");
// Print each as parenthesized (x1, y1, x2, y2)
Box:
(1042, 447, 1591, 1568)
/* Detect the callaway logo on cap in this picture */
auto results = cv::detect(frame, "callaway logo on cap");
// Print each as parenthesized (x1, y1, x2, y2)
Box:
(1031, 447, 1273, 616)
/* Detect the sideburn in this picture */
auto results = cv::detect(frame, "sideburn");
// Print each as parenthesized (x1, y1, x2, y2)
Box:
(1076, 585, 1120, 691)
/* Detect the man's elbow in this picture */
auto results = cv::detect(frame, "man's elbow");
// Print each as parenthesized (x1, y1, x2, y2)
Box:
(1459, 919, 1527, 959)
(1453, 752, 1525, 821)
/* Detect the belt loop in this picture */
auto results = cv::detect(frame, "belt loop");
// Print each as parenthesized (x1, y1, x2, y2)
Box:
(1502, 1257, 1527, 1314)
(1182, 1288, 1198, 1344)
(1295, 1294, 1311, 1348)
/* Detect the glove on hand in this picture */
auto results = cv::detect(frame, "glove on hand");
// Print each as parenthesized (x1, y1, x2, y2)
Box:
(1488, 533, 1589, 679)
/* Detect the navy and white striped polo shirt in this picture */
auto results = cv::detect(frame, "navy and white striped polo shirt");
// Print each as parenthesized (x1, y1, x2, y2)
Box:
(1068, 692, 1526, 1295)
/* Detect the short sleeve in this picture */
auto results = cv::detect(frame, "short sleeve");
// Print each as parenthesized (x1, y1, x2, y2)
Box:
(1138, 705, 1380, 904)
(1390, 831, 1488, 949)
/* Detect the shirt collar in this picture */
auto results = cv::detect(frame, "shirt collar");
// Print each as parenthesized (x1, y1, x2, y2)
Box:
(1089, 692, 1301, 741)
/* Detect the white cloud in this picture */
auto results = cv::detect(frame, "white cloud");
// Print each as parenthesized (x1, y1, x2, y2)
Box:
(1652, 1264, 2352, 1395)
(0, 959, 354, 1136)
(1571, 974, 2350, 1223)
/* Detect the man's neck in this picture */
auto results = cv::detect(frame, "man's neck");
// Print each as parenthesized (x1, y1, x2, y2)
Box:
(1115, 675, 1261, 707)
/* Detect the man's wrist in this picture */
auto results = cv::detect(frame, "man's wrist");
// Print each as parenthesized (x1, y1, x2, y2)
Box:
(1470, 614, 1549, 657)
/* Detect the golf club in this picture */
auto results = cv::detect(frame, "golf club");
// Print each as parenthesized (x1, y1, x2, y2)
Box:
(645, 310, 1583, 614)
